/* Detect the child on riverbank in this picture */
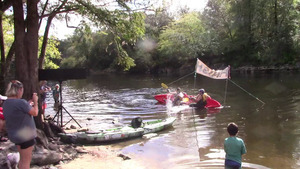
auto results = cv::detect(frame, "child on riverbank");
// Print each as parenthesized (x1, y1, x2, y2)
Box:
(224, 122, 246, 169)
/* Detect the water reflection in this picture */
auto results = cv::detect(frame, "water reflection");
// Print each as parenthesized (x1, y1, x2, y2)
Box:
(43, 73, 300, 169)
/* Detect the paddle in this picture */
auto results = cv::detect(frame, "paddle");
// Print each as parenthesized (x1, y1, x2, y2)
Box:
(161, 83, 168, 89)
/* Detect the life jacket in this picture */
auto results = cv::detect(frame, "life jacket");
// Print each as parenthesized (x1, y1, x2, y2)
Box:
(202, 93, 210, 102)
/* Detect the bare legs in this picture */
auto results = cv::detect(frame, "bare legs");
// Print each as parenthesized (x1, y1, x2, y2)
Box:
(16, 145, 34, 169)
(0, 119, 5, 134)
(0, 119, 7, 142)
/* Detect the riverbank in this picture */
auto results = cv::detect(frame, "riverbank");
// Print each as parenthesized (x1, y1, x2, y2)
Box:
(54, 145, 159, 169)
(0, 117, 163, 169)
(232, 65, 300, 73)
(91, 63, 300, 76)
(0, 130, 154, 169)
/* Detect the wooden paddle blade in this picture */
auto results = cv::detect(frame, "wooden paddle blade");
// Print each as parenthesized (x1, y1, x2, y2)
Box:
(161, 83, 168, 89)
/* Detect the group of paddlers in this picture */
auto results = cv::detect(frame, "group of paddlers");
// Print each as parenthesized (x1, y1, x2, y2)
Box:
(171, 87, 210, 108)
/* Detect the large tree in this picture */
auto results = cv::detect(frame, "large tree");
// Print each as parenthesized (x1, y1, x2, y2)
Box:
(0, 0, 152, 129)
(12, 0, 39, 98)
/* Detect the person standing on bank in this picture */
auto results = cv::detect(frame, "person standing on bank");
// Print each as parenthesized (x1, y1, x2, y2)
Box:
(224, 122, 247, 169)
(39, 80, 51, 121)
(3, 80, 38, 169)
(52, 84, 60, 103)
(52, 84, 60, 111)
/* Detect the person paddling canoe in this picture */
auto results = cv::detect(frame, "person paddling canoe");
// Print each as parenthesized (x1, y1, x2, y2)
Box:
(172, 87, 185, 106)
(189, 88, 211, 108)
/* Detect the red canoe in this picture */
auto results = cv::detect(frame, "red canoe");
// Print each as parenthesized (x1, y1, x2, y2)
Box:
(205, 97, 222, 108)
(154, 93, 221, 108)
(154, 93, 193, 104)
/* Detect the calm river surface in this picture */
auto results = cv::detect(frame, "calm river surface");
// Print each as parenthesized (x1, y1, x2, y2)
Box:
(44, 72, 300, 169)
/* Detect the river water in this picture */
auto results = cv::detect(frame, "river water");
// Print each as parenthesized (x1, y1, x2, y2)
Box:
(44, 72, 300, 169)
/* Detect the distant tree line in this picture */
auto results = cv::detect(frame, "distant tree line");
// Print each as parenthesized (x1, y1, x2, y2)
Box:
(58, 0, 300, 74)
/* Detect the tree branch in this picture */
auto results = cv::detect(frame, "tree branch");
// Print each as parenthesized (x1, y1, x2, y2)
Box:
(65, 12, 78, 28)
(39, 15, 54, 69)
(40, 7, 79, 19)
(38, 0, 49, 29)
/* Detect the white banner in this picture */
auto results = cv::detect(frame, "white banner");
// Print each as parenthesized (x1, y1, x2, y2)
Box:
(195, 59, 229, 79)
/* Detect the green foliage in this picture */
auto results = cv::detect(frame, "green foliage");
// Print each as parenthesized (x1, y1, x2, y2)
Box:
(59, 24, 91, 68)
(144, 10, 174, 40)
(0, 14, 61, 69)
(59, 6, 146, 71)
(86, 33, 114, 70)
(60, 56, 85, 68)
(158, 12, 204, 66)
(201, 0, 234, 54)
(57, 0, 300, 72)
(39, 36, 61, 69)
(59, 24, 136, 71)
(1, 15, 14, 56)
(114, 42, 136, 71)
(72, 1, 146, 70)
(201, 0, 299, 66)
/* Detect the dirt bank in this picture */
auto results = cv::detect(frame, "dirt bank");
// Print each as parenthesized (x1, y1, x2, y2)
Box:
(55, 145, 160, 169)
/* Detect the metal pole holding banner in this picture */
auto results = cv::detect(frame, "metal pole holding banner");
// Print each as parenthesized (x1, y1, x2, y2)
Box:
(193, 72, 197, 89)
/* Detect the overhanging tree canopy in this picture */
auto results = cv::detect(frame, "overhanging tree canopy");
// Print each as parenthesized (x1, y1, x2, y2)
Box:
(0, 0, 151, 129)
(0, 0, 151, 97)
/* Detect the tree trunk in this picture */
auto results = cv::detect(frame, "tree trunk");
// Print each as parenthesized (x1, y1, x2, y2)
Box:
(39, 15, 54, 69)
(27, 0, 44, 129)
(0, 13, 5, 68)
(12, 0, 27, 90)
(25, 0, 39, 95)
(13, 0, 40, 98)
(13, 0, 44, 129)
(0, 12, 5, 94)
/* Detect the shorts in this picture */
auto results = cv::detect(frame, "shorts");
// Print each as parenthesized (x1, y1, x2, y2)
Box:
(189, 101, 207, 109)
(225, 159, 241, 169)
(0, 113, 4, 120)
(16, 138, 36, 149)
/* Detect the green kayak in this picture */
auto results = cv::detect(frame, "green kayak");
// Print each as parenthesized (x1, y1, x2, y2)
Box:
(59, 117, 176, 144)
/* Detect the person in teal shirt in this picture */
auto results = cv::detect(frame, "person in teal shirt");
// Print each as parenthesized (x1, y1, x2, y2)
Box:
(224, 122, 247, 169)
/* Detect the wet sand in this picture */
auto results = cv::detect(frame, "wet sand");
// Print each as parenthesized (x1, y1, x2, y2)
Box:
(55, 145, 161, 169)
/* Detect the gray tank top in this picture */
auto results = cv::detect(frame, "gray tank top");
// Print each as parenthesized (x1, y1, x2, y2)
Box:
(3, 99, 37, 144)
